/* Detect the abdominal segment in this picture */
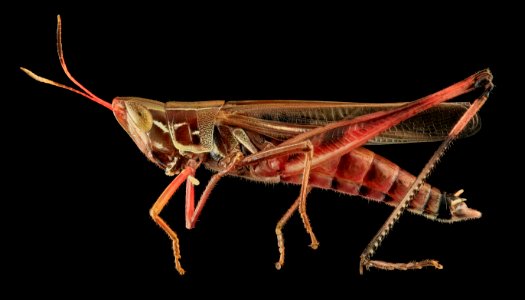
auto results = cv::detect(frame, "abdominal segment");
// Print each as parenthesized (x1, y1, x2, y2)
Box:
(280, 147, 443, 218)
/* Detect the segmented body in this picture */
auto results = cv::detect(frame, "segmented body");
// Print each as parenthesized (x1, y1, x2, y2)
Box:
(279, 147, 445, 220)
(108, 100, 478, 224)
(208, 102, 478, 222)
(21, 15, 492, 275)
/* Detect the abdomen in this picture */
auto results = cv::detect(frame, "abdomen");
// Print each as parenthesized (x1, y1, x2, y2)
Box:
(280, 147, 444, 219)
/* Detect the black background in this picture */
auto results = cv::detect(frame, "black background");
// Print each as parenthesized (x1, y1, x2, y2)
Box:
(8, 5, 519, 297)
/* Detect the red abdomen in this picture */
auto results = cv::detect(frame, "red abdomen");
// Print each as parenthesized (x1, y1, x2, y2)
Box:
(281, 147, 442, 217)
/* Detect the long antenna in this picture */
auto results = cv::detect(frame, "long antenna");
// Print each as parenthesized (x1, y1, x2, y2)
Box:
(20, 15, 113, 111)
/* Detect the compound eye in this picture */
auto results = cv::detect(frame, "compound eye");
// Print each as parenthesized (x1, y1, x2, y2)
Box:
(127, 102, 153, 132)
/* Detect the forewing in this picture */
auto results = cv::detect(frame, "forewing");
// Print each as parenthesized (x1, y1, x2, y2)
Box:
(218, 101, 480, 144)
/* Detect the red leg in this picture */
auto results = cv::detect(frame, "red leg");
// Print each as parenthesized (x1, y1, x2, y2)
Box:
(184, 168, 197, 229)
(185, 151, 244, 229)
(184, 140, 316, 232)
(150, 166, 196, 275)
(359, 71, 493, 274)
(275, 186, 313, 270)
(242, 141, 319, 266)
(183, 140, 319, 270)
